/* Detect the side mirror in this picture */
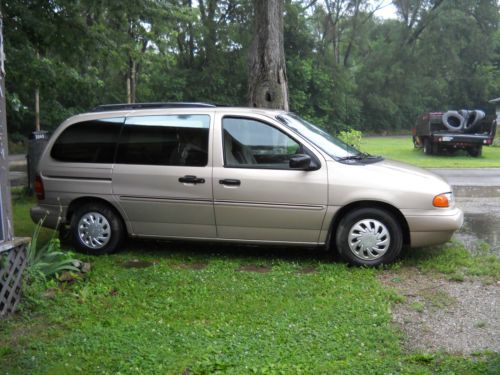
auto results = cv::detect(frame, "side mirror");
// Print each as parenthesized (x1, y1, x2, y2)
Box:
(289, 154, 313, 170)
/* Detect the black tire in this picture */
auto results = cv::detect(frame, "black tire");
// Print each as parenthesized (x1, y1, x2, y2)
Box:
(442, 111, 465, 132)
(423, 138, 433, 155)
(58, 225, 72, 246)
(467, 146, 482, 158)
(335, 208, 403, 266)
(463, 110, 485, 134)
(71, 203, 124, 255)
(432, 142, 440, 155)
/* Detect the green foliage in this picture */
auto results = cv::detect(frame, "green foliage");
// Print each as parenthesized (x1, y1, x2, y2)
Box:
(26, 221, 80, 279)
(3, 0, 499, 139)
(338, 128, 363, 149)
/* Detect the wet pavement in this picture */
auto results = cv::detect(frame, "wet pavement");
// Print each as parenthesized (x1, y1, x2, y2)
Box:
(454, 197, 500, 256)
(431, 168, 500, 187)
(431, 168, 500, 255)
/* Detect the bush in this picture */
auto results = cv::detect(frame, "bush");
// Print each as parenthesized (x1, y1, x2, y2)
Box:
(338, 128, 363, 150)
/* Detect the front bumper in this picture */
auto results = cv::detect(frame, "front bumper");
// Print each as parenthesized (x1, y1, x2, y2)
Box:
(403, 207, 464, 247)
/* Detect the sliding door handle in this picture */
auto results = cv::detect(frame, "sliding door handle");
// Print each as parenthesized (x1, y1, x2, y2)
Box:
(219, 179, 241, 186)
(179, 175, 205, 184)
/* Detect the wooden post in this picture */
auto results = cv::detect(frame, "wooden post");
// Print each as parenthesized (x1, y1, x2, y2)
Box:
(0, 11, 29, 318)
(35, 51, 40, 131)
(0, 12, 13, 243)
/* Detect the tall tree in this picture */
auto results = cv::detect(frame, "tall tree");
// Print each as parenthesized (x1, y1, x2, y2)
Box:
(248, 0, 289, 110)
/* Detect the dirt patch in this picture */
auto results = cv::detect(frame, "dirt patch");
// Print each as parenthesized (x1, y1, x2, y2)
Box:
(175, 262, 208, 270)
(121, 259, 155, 268)
(237, 264, 272, 273)
(379, 269, 500, 354)
(298, 266, 317, 274)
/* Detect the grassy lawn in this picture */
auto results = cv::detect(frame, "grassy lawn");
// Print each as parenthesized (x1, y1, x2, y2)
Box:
(1, 196, 499, 374)
(362, 137, 500, 168)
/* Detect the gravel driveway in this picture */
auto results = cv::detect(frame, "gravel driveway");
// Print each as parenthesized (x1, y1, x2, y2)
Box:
(379, 270, 499, 354)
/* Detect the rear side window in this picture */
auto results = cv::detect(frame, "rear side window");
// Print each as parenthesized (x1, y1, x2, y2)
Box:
(51, 118, 123, 163)
(116, 115, 210, 166)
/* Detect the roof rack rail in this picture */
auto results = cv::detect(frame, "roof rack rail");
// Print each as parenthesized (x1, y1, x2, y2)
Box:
(90, 102, 216, 112)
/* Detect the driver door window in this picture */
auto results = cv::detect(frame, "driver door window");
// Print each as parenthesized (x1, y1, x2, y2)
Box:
(223, 118, 300, 169)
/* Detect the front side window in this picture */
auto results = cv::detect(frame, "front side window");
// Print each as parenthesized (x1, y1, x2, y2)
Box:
(223, 117, 301, 169)
(51, 117, 123, 163)
(116, 115, 210, 166)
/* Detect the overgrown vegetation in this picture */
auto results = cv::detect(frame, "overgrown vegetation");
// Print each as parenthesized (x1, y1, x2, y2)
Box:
(4, 1, 499, 138)
(26, 222, 80, 279)
(1, 196, 499, 373)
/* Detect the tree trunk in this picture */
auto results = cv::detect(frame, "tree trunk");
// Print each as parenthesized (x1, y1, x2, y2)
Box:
(248, 0, 289, 111)
(126, 75, 131, 104)
(127, 57, 136, 104)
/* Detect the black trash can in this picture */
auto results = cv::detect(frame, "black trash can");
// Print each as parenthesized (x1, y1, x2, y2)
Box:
(27, 130, 49, 194)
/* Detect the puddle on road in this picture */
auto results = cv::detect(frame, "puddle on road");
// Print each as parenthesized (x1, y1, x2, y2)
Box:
(454, 213, 500, 256)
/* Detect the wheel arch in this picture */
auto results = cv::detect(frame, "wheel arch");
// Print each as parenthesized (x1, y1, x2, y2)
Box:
(328, 200, 411, 249)
(65, 196, 129, 235)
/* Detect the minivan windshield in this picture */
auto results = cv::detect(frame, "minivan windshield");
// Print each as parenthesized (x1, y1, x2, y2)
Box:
(277, 113, 383, 163)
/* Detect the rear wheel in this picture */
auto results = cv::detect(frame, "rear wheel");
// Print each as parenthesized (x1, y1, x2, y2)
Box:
(71, 203, 124, 255)
(335, 208, 403, 266)
(467, 146, 482, 157)
(423, 138, 433, 155)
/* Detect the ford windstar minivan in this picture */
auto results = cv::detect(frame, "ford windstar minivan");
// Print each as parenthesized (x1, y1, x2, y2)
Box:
(31, 103, 463, 266)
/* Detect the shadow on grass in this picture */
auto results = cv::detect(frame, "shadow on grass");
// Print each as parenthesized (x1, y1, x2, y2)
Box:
(114, 237, 334, 264)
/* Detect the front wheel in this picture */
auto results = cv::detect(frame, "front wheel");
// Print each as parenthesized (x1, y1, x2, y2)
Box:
(71, 203, 124, 255)
(335, 208, 403, 266)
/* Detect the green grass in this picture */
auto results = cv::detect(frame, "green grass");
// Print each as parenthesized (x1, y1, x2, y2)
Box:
(1, 197, 499, 374)
(362, 137, 500, 168)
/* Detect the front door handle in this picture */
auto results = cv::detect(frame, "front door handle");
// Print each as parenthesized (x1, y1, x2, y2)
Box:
(219, 179, 241, 186)
(179, 175, 205, 184)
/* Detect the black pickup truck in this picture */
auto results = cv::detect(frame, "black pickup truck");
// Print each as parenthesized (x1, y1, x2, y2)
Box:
(412, 111, 497, 157)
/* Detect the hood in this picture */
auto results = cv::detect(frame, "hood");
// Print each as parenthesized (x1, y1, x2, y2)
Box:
(328, 159, 452, 210)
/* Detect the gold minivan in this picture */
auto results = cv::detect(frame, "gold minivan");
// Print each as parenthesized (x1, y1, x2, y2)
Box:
(31, 103, 463, 266)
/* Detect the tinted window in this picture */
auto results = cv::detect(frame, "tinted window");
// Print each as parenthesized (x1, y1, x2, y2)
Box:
(223, 117, 300, 169)
(116, 115, 210, 166)
(51, 118, 123, 163)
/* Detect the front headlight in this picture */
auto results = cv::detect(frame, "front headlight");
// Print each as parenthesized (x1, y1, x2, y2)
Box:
(433, 192, 455, 208)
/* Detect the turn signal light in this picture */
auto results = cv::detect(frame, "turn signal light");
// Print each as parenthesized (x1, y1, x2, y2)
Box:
(433, 193, 453, 208)
(34, 175, 45, 200)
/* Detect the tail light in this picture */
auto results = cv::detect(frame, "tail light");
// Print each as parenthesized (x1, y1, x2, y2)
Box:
(34, 175, 45, 200)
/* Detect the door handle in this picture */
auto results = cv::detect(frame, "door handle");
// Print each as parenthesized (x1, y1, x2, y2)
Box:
(179, 175, 205, 184)
(219, 179, 241, 186)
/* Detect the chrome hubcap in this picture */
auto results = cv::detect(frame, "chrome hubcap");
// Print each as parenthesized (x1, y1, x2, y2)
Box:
(78, 212, 111, 249)
(348, 219, 390, 261)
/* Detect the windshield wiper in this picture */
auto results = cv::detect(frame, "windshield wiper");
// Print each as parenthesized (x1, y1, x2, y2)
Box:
(337, 152, 382, 162)
(337, 152, 370, 160)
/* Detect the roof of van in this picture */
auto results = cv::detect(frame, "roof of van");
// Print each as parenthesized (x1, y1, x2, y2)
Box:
(88, 102, 286, 116)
